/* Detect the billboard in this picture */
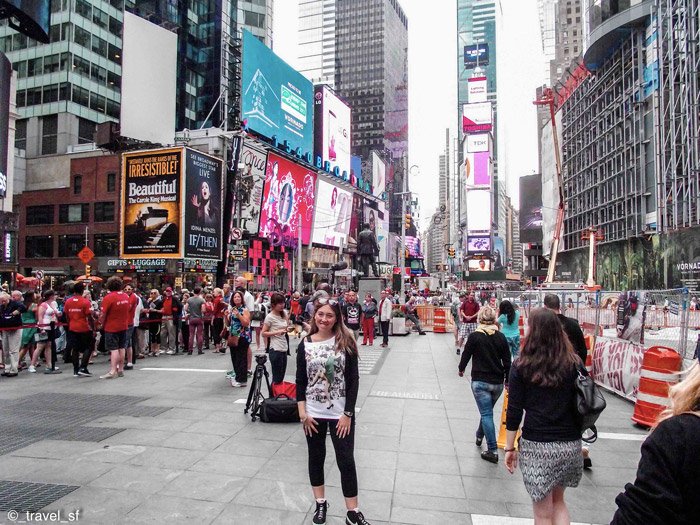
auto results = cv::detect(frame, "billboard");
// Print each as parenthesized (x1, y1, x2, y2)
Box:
(183, 149, 223, 259)
(493, 236, 505, 270)
(364, 203, 389, 261)
(371, 151, 386, 197)
(351, 156, 362, 186)
(464, 43, 489, 68)
(314, 85, 351, 176)
(234, 139, 268, 236)
(466, 133, 490, 153)
(0, 52, 10, 198)
(121, 149, 183, 258)
(466, 189, 491, 232)
(312, 179, 352, 248)
(405, 236, 422, 258)
(0, 0, 50, 42)
(462, 102, 492, 133)
(468, 258, 491, 272)
(259, 152, 317, 247)
(467, 236, 491, 254)
(519, 173, 543, 243)
(465, 151, 491, 188)
(120, 12, 177, 146)
(242, 30, 315, 154)
(468, 76, 488, 103)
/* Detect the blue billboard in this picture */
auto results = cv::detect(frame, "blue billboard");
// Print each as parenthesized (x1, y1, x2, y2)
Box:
(241, 30, 314, 155)
(464, 43, 489, 69)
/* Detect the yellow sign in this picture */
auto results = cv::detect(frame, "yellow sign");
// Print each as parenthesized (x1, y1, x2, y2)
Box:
(174, 277, 183, 289)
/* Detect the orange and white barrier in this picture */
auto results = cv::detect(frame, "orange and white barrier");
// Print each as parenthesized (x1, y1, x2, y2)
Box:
(518, 315, 525, 348)
(584, 334, 594, 373)
(631, 346, 683, 428)
(433, 308, 446, 333)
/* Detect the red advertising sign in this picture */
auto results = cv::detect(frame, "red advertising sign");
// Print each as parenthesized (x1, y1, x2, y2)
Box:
(258, 152, 317, 247)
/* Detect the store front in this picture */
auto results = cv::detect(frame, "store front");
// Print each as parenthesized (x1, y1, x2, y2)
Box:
(97, 258, 175, 292)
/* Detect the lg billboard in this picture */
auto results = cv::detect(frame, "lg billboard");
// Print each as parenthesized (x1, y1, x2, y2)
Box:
(242, 30, 315, 155)
(314, 86, 351, 176)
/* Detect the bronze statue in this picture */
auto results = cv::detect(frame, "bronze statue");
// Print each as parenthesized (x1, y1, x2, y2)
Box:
(356, 223, 380, 277)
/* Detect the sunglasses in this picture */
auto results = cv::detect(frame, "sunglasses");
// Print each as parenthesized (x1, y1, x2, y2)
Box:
(317, 297, 339, 306)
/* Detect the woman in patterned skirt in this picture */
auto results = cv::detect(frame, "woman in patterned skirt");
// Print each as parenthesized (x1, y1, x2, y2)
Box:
(504, 307, 583, 524)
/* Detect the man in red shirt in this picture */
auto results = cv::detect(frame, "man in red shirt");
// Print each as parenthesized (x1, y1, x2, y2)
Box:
(99, 277, 131, 379)
(458, 291, 480, 354)
(123, 284, 140, 370)
(64, 281, 95, 377)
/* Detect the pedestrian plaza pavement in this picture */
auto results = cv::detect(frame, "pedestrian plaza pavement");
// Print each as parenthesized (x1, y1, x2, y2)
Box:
(0, 332, 647, 524)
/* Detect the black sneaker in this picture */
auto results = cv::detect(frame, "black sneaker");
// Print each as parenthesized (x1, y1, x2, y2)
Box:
(78, 368, 92, 377)
(481, 450, 498, 464)
(313, 500, 328, 524)
(475, 436, 483, 447)
(346, 510, 370, 525)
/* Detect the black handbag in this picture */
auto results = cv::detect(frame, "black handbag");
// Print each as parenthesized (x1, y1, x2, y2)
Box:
(574, 365, 607, 443)
(259, 394, 299, 423)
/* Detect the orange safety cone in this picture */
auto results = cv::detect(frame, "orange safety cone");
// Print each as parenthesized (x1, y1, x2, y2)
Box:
(584, 334, 594, 374)
(518, 314, 525, 349)
(631, 346, 683, 428)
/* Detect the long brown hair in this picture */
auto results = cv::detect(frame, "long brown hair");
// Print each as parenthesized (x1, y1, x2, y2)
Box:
(308, 300, 357, 356)
(517, 308, 579, 387)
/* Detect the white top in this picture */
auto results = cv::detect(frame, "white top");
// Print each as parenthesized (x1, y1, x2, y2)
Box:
(41, 301, 58, 327)
(378, 297, 393, 322)
(303, 336, 346, 420)
(244, 291, 255, 312)
(264, 312, 288, 352)
(133, 295, 143, 327)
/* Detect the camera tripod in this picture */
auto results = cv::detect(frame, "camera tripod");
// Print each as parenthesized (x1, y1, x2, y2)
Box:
(244, 354, 272, 421)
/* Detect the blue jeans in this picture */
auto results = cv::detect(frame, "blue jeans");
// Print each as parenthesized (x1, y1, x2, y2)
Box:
(471, 381, 504, 452)
(505, 335, 520, 359)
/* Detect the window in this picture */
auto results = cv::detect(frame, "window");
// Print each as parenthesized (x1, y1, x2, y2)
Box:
(72, 85, 89, 107)
(41, 115, 58, 155)
(78, 118, 95, 144)
(58, 235, 83, 257)
(74, 26, 91, 48)
(27, 57, 43, 76)
(73, 55, 90, 77)
(94, 234, 117, 256)
(43, 54, 60, 74)
(94, 202, 115, 222)
(43, 84, 58, 103)
(58, 203, 89, 223)
(15, 119, 27, 150)
(25, 236, 53, 258)
(26, 205, 54, 225)
(74, 175, 82, 195)
(106, 172, 116, 192)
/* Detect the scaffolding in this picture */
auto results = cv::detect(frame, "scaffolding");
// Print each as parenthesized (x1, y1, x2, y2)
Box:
(657, 0, 700, 232)
(560, 28, 650, 252)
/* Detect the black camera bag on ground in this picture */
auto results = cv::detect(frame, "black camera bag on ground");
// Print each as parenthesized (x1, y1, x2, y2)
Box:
(259, 394, 299, 423)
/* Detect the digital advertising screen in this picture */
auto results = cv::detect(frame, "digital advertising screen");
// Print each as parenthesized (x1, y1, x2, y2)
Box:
(312, 179, 352, 248)
(371, 151, 386, 197)
(519, 173, 543, 243)
(0, 0, 51, 43)
(121, 148, 183, 258)
(465, 133, 490, 154)
(347, 192, 364, 253)
(493, 236, 505, 270)
(0, 52, 10, 198)
(233, 139, 268, 236)
(468, 259, 491, 272)
(183, 149, 223, 260)
(314, 85, 351, 176)
(258, 152, 317, 247)
(467, 236, 491, 254)
(466, 189, 491, 233)
(464, 43, 489, 69)
(465, 151, 491, 188)
(462, 102, 493, 133)
(405, 236, 422, 258)
(241, 30, 315, 154)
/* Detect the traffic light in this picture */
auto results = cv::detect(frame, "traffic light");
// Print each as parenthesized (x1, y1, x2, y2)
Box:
(404, 213, 412, 229)
(448, 247, 456, 258)
(85, 264, 91, 277)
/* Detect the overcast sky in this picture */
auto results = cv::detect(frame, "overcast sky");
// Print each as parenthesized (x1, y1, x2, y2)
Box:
(273, 0, 543, 226)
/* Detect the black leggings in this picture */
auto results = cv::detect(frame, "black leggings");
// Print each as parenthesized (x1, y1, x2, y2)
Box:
(306, 417, 358, 498)
(230, 338, 250, 383)
(69, 331, 93, 374)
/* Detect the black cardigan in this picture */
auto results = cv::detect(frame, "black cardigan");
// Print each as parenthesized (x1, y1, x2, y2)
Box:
(458, 329, 511, 385)
(611, 413, 700, 525)
(295, 337, 359, 414)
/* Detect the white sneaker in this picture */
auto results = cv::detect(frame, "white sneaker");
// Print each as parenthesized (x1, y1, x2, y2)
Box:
(230, 381, 241, 387)
(28, 365, 37, 373)
(165, 350, 175, 355)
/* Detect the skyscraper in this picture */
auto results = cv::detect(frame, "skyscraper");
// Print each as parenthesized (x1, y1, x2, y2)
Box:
(457, 0, 497, 109)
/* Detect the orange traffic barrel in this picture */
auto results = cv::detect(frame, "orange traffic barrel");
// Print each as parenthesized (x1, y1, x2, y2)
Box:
(518, 314, 525, 348)
(584, 335, 594, 373)
(433, 308, 446, 333)
(631, 346, 683, 428)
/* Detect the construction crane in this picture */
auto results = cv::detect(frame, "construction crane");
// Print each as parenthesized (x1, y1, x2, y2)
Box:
(532, 88, 564, 284)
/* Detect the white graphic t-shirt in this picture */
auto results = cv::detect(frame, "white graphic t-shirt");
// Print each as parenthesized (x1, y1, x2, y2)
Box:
(304, 336, 346, 419)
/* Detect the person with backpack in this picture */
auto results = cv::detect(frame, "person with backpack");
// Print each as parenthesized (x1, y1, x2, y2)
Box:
(504, 308, 583, 524)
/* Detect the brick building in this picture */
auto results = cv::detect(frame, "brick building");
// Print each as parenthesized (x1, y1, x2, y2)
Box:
(16, 152, 120, 277)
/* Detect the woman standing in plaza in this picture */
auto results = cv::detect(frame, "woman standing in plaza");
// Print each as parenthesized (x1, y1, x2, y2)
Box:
(360, 293, 377, 346)
(29, 290, 59, 373)
(211, 287, 227, 353)
(498, 300, 521, 358)
(296, 297, 369, 525)
(19, 291, 38, 369)
(458, 305, 511, 463)
(225, 290, 251, 387)
(262, 292, 290, 384)
(504, 307, 583, 524)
